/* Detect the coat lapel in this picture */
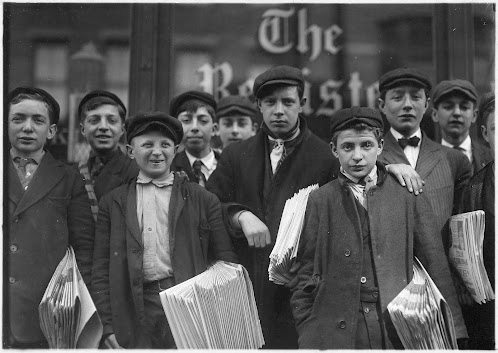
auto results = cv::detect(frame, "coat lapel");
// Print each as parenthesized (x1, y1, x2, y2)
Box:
(8, 160, 24, 215)
(121, 181, 143, 249)
(415, 133, 442, 180)
(381, 131, 411, 165)
(246, 132, 267, 203)
(168, 174, 186, 257)
(12, 152, 65, 217)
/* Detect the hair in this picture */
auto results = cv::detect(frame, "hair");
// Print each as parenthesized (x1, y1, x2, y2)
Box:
(257, 83, 304, 100)
(432, 91, 477, 109)
(217, 112, 256, 124)
(177, 99, 215, 121)
(80, 96, 126, 122)
(331, 122, 384, 146)
(480, 104, 495, 128)
(10, 93, 56, 124)
(379, 85, 430, 101)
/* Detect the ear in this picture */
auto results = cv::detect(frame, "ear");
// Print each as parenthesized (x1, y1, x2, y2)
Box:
(80, 123, 86, 137)
(47, 124, 58, 140)
(377, 139, 384, 155)
(174, 144, 179, 154)
(378, 98, 386, 114)
(212, 122, 218, 135)
(471, 108, 478, 124)
(126, 144, 135, 159)
(481, 125, 489, 144)
(252, 122, 258, 134)
(299, 97, 307, 113)
(330, 142, 339, 158)
(431, 107, 439, 123)
(256, 99, 262, 111)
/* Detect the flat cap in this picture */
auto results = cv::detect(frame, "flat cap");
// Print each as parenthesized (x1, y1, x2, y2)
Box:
(330, 106, 384, 135)
(9, 86, 60, 125)
(169, 90, 216, 117)
(216, 95, 257, 120)
(379, 68, 432, 93)
(253, 65, 304, 98)
(78, 90, 127, 120)
(431, 79, 478, 105)
(478, 91, 495, 126)
(125, 111, 184, 145)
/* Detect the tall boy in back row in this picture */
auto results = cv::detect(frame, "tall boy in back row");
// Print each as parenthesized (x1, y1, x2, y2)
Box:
(291, 107, 467, 349)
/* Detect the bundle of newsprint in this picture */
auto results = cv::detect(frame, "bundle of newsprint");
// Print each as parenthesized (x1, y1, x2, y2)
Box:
(159, 261, 264, 349)
(448, 210, 494, 304)
(387, 257, 458, 349)
(39, 247, 102, 348)
(268, 184, 318, 285)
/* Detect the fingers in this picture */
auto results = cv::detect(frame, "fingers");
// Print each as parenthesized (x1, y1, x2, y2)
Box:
(289, 261, 301, 273)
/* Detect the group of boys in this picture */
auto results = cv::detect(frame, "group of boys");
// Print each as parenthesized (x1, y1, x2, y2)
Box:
(6, 64, 494, 350)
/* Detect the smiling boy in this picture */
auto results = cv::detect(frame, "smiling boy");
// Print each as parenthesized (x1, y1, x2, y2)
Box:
(90, 112, 237, 349)
(291, 106, 467, 349)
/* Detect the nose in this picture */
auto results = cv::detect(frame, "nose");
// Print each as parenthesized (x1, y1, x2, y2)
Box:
(22, 118, 35, 132)
(274, 101, 284, 116)
(402, 95, 414, 110)
(352, 146, 363, 161)
(191, 118, 199, 132)
(453, 105, 462, 116)
(232, 123, 240, 134)
(152, 145, 162, 156)
(98, 118, 109, 130)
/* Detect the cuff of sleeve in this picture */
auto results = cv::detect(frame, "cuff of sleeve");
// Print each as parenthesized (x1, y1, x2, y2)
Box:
(226, 204, 250, 239)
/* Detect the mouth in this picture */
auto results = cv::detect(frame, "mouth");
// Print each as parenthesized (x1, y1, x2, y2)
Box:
(150, 160, 165, 165)
(448, 121, 464, 126)
(399, 114, 415, 119)
(351, 165, 365, 171)
(19, 137, 36, 143)
(228, 137, 241, 141)
(95, 135, 112, 140)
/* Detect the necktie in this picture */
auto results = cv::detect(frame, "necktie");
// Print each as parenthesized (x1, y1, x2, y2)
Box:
(398, 136, 420, 149)
(14, 157, 36, 176)
(269, 139, 286, 174)
(192, 159, 206, 187)
(453, 145, 465, 153)
(90, 156, 105, 179)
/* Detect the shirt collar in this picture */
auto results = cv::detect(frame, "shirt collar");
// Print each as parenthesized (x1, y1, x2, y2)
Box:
(340, 165, 378, 185)
(441, 135, 472, 153)
(390, 127, 422, 142)
(10, 148, 45, 164)
(136, 170, 175, 187)
(185, 149, 216, 171)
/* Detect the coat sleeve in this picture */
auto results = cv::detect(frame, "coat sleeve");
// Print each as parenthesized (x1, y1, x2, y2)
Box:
(68, 170, 95, 287)
(90, 195, 114, 337)
(412, 193, 468, 339)
(450, 151, 472, 216)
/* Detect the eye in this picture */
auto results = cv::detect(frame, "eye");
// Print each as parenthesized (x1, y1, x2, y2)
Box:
(142, 142, 152, 148)
(341, 144, 353, 151)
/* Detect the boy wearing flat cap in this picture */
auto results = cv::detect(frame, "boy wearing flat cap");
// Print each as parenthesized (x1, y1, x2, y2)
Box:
(377, 68, 472, 246)
(90, 112, 237, 349)
(431, 79, 492, 174)
(291, 106, 466, 349)
(78, 90, 139, 220)
(170, 90, 219, 187)
(216, 95, 258, 149)
(6, 87, 95, 348)
(460, 91, 495, 350)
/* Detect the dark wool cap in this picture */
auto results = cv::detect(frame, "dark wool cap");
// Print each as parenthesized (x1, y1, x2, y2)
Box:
(431, 79, 478, 105)
(9, 86, 61, 125)
(253, 65, 304, 99)
(330, 106, 384, 135)
(78, 90, 127, 120)
(379, 68, 432, 93)
(478, 91, 495, 126)
(125, 111, 184, 145)
(216, 95, 257, 120)
(169, 90, 216, 117)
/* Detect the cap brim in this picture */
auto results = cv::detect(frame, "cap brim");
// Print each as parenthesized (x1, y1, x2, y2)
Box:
(383, 78, 428, 90)
(256, 79, 300, 97)
(217, 106, 256, 118)
(131, 121, 179, 144)
(434, 87, 477, 103)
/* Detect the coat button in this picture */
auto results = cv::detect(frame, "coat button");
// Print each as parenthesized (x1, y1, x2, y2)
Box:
(364, 307, 370, 314)
(339, 320, 346, 329)
(344, 250, 351, 257)
(13, 217, 19, 223)
(10, 245, 18, 252)
(9, 277, 16, 284)
(360, 276, 367, 283)
(372, 291, 378, 298)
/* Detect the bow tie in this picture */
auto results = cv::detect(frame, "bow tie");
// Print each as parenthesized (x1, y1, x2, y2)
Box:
(137, 172, 174, 187)
(398, 136, 420, 149)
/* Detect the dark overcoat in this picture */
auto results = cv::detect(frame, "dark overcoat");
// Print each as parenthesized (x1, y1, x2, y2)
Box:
(7, 151, 95, 344)
(291, 165, 467, 349)
(206, 116, 340, 348)
(470, 139, 493, 174)
(90, 173, 238, 348)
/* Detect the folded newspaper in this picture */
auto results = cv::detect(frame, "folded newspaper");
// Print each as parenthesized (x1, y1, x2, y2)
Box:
(159, 261, 264, 349)
(268, 184, 318, 285)
(387, 257, 458, 350)
(448, 210, 494, 304)
(39, 247, 103, 348)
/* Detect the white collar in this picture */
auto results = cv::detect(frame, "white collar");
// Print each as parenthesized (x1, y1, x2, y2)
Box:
(441, 135, 472, 153)
(390, 127, 422, 142)
(340, 165, 378, 185)
(185, 149, 216, 170)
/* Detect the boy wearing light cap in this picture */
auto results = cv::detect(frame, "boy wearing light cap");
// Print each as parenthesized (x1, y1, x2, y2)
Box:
(216, 95, 258, 149)
(90, 112, 237, 349)
(291, 107, 466, 349)
(431, 79, 492, 174)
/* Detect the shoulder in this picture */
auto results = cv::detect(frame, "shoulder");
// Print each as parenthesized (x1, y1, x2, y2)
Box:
(309, 180, 340, 202)
(470, 161, 493, 187)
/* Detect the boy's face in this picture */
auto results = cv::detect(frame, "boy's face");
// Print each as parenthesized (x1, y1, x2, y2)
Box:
(482, 111, 495, 158)
(331, 129, 383, 180)
(379, 85, 428, 137)
(80, 104, 125, 155)
(431, 94, 476, 140)
(178, 106, 217, 155)
(218, 115, 256, 147)
(126, 130, 178, 179)
(258, 86, 305, 138)
(8, 99, 57, 158)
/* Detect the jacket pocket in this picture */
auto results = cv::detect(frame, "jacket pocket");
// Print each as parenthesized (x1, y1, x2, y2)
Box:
(303, 274, 323, 301)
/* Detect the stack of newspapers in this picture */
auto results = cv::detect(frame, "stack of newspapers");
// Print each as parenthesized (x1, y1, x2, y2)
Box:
(39, 247, 102, 348)
(268, 184, 318, 285)
(449, 210, 494, 304)
(387, 258, 458, 349)
(159, 261, 264, 349)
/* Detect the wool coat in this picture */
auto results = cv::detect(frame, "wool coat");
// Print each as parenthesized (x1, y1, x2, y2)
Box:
(291, 164, 467, 349)
(206, 116, 340, 348)
(7, 151, 95, 345)
(90, 173, 238, 348)
(470, 139, 493, 174)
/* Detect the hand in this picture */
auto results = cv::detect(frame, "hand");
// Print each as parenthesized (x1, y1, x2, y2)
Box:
(284, 261, 301, 289)
(237, 211, 272, 248)
(104, 334, 123, 349)
(385, 163, 425, 195)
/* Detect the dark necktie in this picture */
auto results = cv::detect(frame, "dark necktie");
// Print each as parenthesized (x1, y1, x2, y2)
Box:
(192, 159, 206, 186)
(90, 156, 105, 179)
(14, 157, 36, 176)
(453, 145, 465, 153)
(398, 136, 420, 149)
